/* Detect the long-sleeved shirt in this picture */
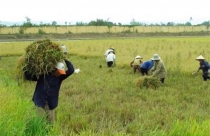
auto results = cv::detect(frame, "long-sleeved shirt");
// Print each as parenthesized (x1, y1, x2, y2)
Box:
(198, 60, 209, 73)
(24, 60, 74, 110)
(151, 60, 167, 78)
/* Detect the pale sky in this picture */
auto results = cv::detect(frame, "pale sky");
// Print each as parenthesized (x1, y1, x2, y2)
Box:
(0, 0, 209, 25)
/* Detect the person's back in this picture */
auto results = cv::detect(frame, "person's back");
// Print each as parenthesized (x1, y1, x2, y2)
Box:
(106, 52, 116, 67)
(104, 47, 115, 57)
(141, 60, 154, 70)
(106, 52, 115, 62)
(140, 60, 154, 75)
(132, 58, 141, 65)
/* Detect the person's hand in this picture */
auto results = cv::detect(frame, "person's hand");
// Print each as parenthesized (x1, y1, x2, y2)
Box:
(74, 68, 81, 73)
(192, 71, 198, 75)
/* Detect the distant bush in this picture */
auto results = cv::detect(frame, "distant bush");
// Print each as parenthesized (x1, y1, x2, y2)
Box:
(38, 29, 45, 34)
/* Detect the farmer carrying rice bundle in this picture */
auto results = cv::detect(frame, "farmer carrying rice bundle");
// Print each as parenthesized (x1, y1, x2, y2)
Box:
(16, 39, 78, 123)
(16, 39, 67, 80)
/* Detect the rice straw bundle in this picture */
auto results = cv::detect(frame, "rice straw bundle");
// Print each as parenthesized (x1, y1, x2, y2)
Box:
(135, 76, 162, 89)
(16, 39, 65, 81)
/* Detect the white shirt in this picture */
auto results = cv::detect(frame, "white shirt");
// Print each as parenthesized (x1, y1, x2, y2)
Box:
(106, 52, 116, 62)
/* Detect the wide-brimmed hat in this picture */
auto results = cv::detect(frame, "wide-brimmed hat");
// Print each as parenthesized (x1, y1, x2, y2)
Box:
(151, 54, 161, 60)
(196, 55, 205, 60)
(135, 55, 143, 59)
(56, 62, 66, 75)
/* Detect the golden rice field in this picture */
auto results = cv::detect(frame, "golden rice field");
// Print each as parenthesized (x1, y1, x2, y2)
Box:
(1, 37, 210, 72)
(1, 36, 210, 135)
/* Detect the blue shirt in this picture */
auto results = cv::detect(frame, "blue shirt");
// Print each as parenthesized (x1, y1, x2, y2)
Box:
(199, 60, 209, 73)
(140, 60, 154, 70)
(24, 60, 74, 110)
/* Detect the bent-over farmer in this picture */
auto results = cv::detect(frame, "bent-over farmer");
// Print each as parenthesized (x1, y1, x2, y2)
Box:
(140, 60, 154, 76)
(195, 55, 210, 81)
(150, 54, 167, 84)
(130, 55, 143, 74)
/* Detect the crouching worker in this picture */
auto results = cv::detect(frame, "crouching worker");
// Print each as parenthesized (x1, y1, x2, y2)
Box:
(195, 55, 210, 81)
(150, 54, 167, 84)
(130, 55, 143, 74)
(106, 51, 116, 67)
(140, 60, 154, 76)
(24, 60, 75, 123)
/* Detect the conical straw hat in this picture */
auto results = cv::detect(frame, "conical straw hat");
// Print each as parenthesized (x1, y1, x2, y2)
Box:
(196, 55, 205, 60)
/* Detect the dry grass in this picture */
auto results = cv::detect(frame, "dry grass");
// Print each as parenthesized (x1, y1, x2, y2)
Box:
(16, 39, 65, 80)
(135, 76, 162, 89)
(1, 37, 210, 135)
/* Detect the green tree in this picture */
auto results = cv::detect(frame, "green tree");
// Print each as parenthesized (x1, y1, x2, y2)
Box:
(166, 22, 175, 26)
(0, 22, 6, 27)
(200, 21, 210, 25)
(88, 19, 114, 26)
(185, 22, 192, 26)
(22, 17, 33, 27)
(51, 21, 57, 26)
(76, 22, 87, 26)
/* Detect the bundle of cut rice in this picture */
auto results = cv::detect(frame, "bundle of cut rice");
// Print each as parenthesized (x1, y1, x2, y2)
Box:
(16, 39, 65, 81)
(135, 76, 161, 89)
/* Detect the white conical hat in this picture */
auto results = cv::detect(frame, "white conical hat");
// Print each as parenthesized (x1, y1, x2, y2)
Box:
(196, 55, 205, 60)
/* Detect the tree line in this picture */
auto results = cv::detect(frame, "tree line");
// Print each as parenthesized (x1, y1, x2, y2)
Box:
(0, 17, 209, 27)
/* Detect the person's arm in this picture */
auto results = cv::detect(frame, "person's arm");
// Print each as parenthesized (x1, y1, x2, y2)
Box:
(130, 60, 134, 67)
(152, 62, 161, 77)
(197, 68, 200, 72)
(60, 59, 75, 80)
(197, 62, 203, 72)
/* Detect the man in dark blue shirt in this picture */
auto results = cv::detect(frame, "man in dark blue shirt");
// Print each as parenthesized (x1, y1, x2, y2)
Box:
(24, 59, 75, 122)
(140, 60, 154, 76)
(196, 55, 210, 81)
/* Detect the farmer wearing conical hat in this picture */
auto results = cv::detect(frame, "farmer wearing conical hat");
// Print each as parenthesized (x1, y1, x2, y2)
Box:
(195, 55, 210, 81)
(150, 54, 167, 84)
(130, 55, 143, 74)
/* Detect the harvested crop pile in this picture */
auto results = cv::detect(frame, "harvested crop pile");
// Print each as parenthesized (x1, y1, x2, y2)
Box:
(135, 76, 162, 89)
(16, 39, 65, 81)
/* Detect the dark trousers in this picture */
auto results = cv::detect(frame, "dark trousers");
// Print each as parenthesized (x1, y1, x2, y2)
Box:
(133, 65, 140, 74)
(203, 72, 210, 81)
(107, 61, 113, 67)
(160, 78, 165, 84)
(140, 68, 148, 75)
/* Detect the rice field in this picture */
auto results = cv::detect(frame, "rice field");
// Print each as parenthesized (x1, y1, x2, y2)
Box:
(1, 37, 210, 135)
